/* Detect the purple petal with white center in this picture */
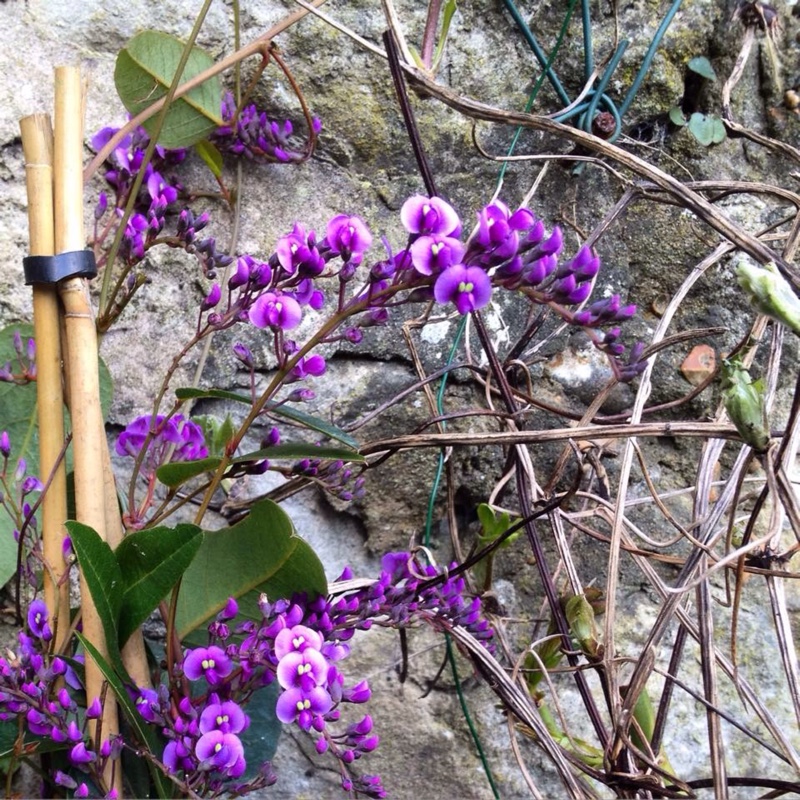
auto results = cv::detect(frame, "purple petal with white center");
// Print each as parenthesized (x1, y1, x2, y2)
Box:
(400, 196, 460, 236)
(275, 686, 332, 725)
(276, 648, 329, 691)
(434, 265, 492, 314)
(274, 624, 323, 658)
(409, 235, 465, 276)
(199, 700, 247, 735)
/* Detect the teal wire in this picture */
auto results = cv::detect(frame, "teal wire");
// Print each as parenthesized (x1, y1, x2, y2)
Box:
(618, 0, 685, 117)
(497, 0, 579, 187)
(421, 318, 500, 797)
(579, 39, 628, 134)
(501, 0, 572, 107)
(581, 0, 594, 82)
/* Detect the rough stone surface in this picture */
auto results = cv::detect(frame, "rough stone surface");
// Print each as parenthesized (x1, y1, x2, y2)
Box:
(1, 0, 800, 797)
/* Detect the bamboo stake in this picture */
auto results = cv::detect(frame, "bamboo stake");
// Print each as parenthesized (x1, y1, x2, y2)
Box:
(19, 114, 71, 653)
(53, 66, 121, 795)
(103, 444, 152, 690)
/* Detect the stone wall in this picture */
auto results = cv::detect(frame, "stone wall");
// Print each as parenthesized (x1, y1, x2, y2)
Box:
(1, 0, 799, 797)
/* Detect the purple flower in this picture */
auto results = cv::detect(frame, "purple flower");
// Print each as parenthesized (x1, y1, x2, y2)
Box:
(116, 414, 208, 476)
(134, 687, 162, 723)
(433, 265, 492, 314)
(232, 342, 254, 368)
(199, 699, 247, 735)
(163, 738, 193, 774)
(69, 742, 96, 765)
(573, 295, 636, 327)
(276, 223, 325, 277)
(289, 354, 327, 381)
(0, 431, 9, 459)
(409, 234, 465, 276)
(248, 292, 302, 330)
(146, 170, 178, 211)
(27, 600, 51, 641)
(183, 646, 233, 685)
(195, 730, 245, 776)
(400, 195, 460, 236)
(277, 649, 329, 692)
(274, 624, 323, 659)
(201, 283, 222, 312)
(122, 213, 149, 260)
(325, 215, 373, 263)
(275, 686, 333, 728)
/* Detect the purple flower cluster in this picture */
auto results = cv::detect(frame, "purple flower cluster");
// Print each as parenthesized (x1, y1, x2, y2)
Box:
(211, 92, 321, 164)
(131, 551, 490, 797)
(92, 125, 186, 264)
(0, 602, 119, 797)
(290, 458, 366, 502)
(202, 194, 645, 382)
(115, 414, 208, 477)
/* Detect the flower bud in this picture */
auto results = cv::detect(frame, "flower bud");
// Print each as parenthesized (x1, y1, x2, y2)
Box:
(736, 261, 800, 335)
(721, 358, 770, 451)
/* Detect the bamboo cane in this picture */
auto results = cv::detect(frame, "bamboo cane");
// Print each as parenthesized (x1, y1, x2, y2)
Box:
(19, 114, 71, 654)
(53, 66, 121, 795)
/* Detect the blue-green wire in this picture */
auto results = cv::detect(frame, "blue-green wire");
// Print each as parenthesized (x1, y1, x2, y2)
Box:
(581, 0, 594, 82)
(618, 0, 685, 117)
(498, 0, 579, 187)
(422, 318, 501, 798)
(501, 0, 572, 107)
(579, 39, 628, 135)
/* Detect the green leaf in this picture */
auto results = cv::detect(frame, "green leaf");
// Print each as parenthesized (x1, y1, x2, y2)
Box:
(66, 521, 125, 675)
(114, 30, 222, 149)
(710, 116, 727, 144)
(156, 456, 222, 488)
(234, 444, 365, 463)
(115, 524, 203, 646)
(195, 414, 236, 457)
(194, 139, 224, 179)
(76, 634, 169, 799)
(432, 0, 459, 72)
(688, 55, 717, 81)
(174, 387, 360, 449)
(668, 106, 687, 126)
(175, 387, 252, 404)
(175, 498, 326, 638)
(269, 404, 360, 451)
(688, 113, 726, 146)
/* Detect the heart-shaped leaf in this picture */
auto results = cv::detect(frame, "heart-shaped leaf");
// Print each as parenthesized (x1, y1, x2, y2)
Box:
(688, 113, 726, 146)
(115, 523, 203, 645)
(175, 498, 326, 638)
(115, 30, 222, 149)
(688, 56, 717, 82)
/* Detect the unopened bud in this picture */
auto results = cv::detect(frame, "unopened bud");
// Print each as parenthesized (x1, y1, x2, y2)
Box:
(736, 261, 800, 335)
(721, 358, 770, 451)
